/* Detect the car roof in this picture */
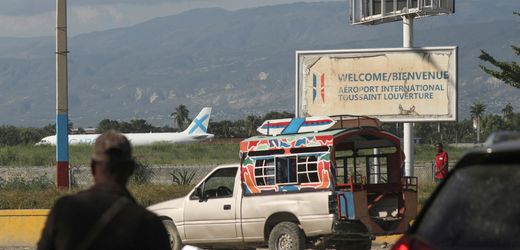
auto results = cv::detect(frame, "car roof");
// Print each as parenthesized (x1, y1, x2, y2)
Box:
(476, 138, 520, 154)
(483, 131, 520, 147)
(455, 139, 520, 168)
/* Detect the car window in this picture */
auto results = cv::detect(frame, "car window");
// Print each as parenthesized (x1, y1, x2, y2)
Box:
(415, 165, 520, 248)
(193, 167, 237, 199)
(276, 157, 297, 184)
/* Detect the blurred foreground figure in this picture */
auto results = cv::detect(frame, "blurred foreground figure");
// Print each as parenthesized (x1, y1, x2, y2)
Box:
(38, 131, 170, 250)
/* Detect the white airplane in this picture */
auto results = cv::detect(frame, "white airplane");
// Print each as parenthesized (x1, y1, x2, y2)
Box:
(36, 107, 214, 146)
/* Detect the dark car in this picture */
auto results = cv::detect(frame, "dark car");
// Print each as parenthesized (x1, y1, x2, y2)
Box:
(392, 137, 520, 250)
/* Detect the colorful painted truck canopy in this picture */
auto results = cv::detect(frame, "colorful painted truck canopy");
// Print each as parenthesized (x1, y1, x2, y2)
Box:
(240, 127, 403, 195)
(240, 130, 335, 194)
(240, 123, 417, 235)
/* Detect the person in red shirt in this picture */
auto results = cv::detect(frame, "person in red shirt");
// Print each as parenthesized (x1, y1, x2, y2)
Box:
(435, 143, 449, 183)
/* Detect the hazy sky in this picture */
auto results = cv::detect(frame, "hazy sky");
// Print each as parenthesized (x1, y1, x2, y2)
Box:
(0, 0, 332, 37)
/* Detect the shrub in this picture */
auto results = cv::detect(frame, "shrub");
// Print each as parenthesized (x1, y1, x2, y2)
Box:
(0, 175, 54, 191)
(131, 160, 155, 184)
(170, 168, 197, 185)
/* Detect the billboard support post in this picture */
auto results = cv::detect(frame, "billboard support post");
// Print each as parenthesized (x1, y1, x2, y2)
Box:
(403, 15, 414, 177)
(343, 0, 455, 177)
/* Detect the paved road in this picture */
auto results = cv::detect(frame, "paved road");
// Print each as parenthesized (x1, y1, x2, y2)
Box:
(0, 242, 392, 250)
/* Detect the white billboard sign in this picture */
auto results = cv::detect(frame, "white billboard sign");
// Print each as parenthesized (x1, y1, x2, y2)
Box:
(296, 47, 457, 122)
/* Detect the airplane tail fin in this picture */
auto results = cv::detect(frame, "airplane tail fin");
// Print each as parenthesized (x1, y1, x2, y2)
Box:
(182, 107, 212, 135)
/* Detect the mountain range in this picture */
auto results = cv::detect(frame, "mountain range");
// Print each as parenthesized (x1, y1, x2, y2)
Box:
(0, 0, 519, 127)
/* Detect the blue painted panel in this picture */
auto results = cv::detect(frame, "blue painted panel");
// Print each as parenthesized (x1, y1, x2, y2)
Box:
(281, 118, 305, 135)
(56, 114, 69, 162)
(337, 191, 356, 220)
(313, 74, 317, 102)
(278, 185, 299, 192)
(345, 192, 356, 219)
(338, 194, 348, 218)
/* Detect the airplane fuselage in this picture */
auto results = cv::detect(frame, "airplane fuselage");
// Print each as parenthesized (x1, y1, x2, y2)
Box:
(36, 107, 214, 146)
(36, 132, 214, 146)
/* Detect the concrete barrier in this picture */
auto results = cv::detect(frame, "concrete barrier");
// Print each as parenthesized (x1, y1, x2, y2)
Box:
(0, 210, 49, 247)
(0, 208, 403, 248)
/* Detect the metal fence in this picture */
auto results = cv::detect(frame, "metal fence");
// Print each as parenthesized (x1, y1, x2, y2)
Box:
(414, 161, 456, 184)
(71, 165, 219, 188)
(0, 161, 456, 189)
(0, 165, 217, 189)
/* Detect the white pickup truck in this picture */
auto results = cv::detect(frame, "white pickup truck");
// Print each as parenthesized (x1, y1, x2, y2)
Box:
(149, 164, 357, 250)
(149, 124, 417, 250)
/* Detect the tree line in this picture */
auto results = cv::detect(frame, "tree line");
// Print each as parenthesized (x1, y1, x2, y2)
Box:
(2, 104, 519, 146)
(384, 102, 520, 145)
(0, 124, 55, 146)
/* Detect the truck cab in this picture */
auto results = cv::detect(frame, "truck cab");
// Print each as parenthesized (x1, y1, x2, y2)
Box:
(149, 117, 417, 249)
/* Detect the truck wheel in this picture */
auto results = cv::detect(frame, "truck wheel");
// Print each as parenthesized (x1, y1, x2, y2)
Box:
(268, 222, 305, 250)
(162, 219, 183, 250)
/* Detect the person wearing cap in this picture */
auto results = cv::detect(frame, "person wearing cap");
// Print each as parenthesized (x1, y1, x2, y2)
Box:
(434, 142, 449, 184)
(37, 131, 170, 250)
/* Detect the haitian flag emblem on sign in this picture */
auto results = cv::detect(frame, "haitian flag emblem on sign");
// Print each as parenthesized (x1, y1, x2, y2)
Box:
(313, 73, 325, 103)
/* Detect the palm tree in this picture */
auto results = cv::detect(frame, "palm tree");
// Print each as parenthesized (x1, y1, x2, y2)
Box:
(246, 115, 262, 137)
(502, 103, 514, 122)
(478, 12, 520, 89)
(170, 105, 190, 131)
(470, 102, 486, 144)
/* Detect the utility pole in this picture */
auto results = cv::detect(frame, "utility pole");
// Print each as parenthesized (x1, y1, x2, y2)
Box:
(403, 15, 414, 177)
(56, 0, 69, 190)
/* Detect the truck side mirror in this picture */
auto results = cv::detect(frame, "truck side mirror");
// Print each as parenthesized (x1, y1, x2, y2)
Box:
(196, 187, 204, 202)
